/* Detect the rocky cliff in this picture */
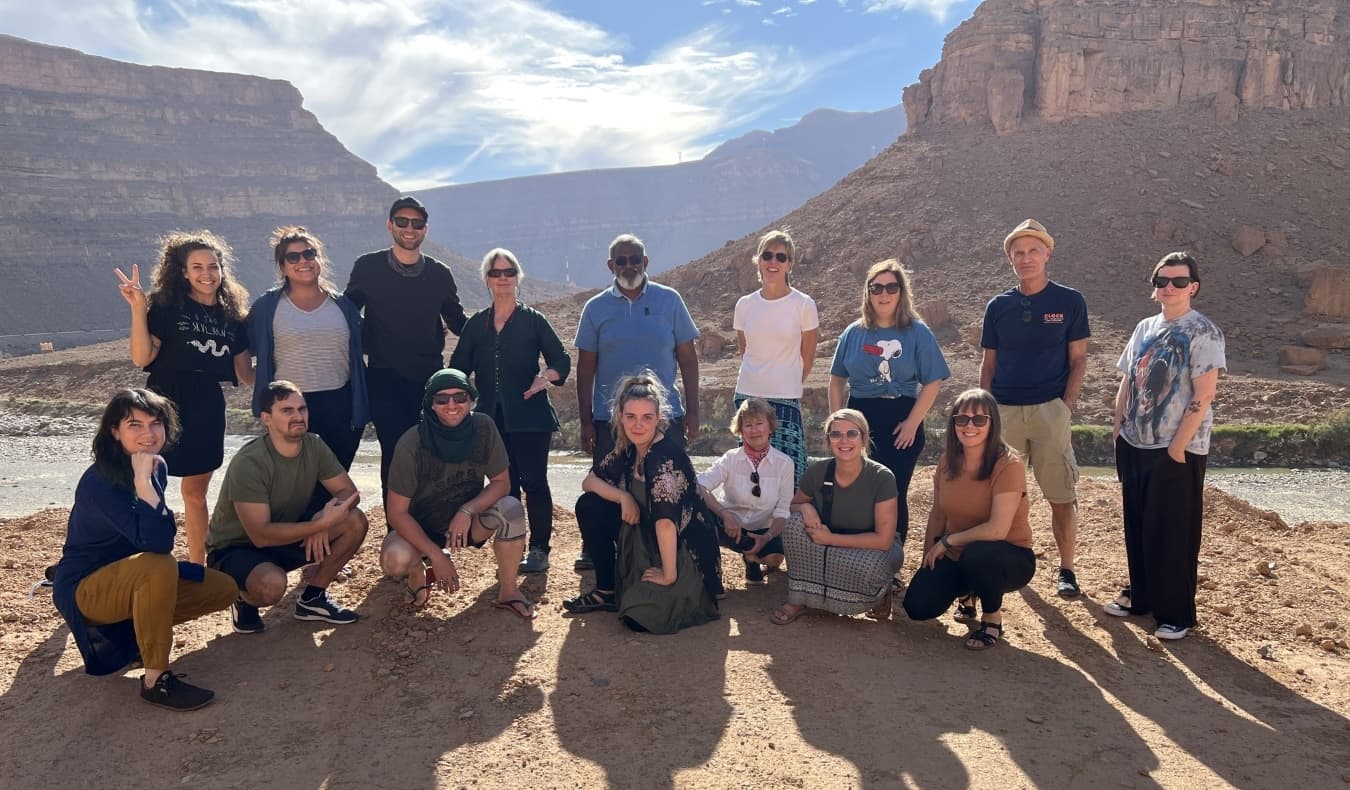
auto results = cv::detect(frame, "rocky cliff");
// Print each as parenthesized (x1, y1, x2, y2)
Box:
(903, 0, 1350, 134)
(412, 106, 903, 286)
(0, 35, 489, 341)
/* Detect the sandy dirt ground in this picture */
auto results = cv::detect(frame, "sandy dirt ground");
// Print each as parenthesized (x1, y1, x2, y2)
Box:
(1, 477, 1347, 790)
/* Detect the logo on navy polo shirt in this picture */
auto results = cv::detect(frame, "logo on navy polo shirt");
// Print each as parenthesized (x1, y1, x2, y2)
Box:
(1043, 312, 1065, 324)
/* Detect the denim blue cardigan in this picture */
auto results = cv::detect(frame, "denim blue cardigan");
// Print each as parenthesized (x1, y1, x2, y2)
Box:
(247, 287, 369, 428)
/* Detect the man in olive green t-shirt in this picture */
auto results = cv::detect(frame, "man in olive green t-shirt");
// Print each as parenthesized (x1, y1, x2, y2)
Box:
(206, 381, 368, 634)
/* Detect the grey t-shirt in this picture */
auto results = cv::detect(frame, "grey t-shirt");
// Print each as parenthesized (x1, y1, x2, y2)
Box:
(798, 457, 898, 534)
(1117, 309, 1226, 454)
(387, 413, 509, 539)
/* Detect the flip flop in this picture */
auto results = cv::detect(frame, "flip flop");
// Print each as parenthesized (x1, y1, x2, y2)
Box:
(405, 566, 437, 611)
(492, 597, 538, 620)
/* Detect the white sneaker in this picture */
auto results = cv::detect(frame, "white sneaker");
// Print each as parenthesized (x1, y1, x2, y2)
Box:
(1154, 624, 1189, 640)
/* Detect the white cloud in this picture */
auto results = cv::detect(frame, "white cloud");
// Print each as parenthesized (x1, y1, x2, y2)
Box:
(799, 0, 818, 5)
(0, 0, 823, 187)
(735, 0, 763, 6)
(862, 0, 966, 22)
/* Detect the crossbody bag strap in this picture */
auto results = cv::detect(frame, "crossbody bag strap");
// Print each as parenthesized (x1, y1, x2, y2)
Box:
(819, 459, 836, 526)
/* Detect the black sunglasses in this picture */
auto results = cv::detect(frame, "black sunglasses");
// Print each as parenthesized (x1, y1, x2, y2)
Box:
(953, 414, 991, 427)
(283, 248, 318, 264)
(612, 254, 644, 268)
(1152, 275, 1194, 289)
(867, 282, 901, 295)
(760, 251, 790, 263)
(486, 268, 518, 279)
(392, 216, 427, 230)
(750, 470, 761, 498)
(432, 391, 471, 405)
(1020, 296, 1033, 324)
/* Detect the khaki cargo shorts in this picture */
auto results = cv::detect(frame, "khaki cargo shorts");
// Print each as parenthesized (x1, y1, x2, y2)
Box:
(997, 399, 1079, 504)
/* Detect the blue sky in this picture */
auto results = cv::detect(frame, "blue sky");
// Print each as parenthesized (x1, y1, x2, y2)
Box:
(0, 0, 974, 188)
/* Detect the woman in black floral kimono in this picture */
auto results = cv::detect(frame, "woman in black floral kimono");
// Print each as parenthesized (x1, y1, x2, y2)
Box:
(563, 371, 720, 633)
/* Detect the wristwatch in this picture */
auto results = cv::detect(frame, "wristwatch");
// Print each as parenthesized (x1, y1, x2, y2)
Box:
(939, 534, 952, 549)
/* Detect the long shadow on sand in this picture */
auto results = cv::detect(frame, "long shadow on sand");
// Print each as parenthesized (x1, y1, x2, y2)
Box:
(552, 607, 732, 788)
(0, 578, 541, 790)
(1023, 588, 1350, 788)
(748, 593, 1162, 789)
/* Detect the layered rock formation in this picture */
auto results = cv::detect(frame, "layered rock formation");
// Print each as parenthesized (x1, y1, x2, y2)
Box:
(904, 0, 1350, 134)
(0, 34, 488, 340)
(412, 107, 903, 286)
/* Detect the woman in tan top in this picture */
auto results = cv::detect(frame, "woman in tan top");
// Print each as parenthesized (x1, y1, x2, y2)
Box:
(901, 388, 1036, 650)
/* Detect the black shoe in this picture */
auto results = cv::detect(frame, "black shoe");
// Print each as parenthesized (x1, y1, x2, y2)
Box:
(573, 551, 594, 571)
(1056, 568, 1081, 598)
(744, 559, 765, 585)
(562, 589, 617, 613)
(231, 599, 265, 634)
(294, 590, 359, 624)
(520, 547, 550, 574)
(140, 671, 214, 711)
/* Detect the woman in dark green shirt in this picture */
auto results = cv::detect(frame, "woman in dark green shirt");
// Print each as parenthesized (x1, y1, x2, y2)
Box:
(448, 248, 571, 574)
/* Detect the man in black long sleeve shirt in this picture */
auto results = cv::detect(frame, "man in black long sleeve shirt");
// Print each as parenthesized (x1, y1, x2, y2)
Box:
(345, 196, 467, 503)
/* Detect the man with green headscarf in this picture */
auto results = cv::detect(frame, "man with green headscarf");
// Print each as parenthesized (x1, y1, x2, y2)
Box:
(378, 369, 534, 618)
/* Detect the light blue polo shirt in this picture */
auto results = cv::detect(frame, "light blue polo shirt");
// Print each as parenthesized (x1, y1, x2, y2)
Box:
(575, 279, 700, 419)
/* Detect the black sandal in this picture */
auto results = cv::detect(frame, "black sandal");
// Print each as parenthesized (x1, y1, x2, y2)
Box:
(953, 595, 977, 623)
(965, 621, 1004, 651)
(562, 589, 617, 613)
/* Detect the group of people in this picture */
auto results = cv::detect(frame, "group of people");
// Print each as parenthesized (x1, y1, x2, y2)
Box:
(52, 202, 1225, 712)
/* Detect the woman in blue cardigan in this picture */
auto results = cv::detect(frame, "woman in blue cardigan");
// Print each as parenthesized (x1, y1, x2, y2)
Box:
(247, 227, 368, 514)
(53, 389, 237, 711)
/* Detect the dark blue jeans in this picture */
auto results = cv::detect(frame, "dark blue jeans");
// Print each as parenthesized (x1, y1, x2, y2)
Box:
(366, 367, 425, 507)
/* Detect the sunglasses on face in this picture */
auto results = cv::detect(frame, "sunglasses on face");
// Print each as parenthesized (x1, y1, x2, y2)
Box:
(953, 414, 991, 427)
(828, 429, 862, 440)
(432, 392, 472, 405)
(392, 216, 427, 230)
(283, 248, 318, 264)
(750, 469, 761, 498)
(612, 255, 644, 268)
(760, 251, 790, 263)
(1152, 275, 1194, 289)
(868, 282, 901, 295)
(486, 268, 518, 279)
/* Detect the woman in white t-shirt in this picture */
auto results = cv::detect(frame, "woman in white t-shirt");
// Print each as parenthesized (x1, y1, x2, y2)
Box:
(732, 229, 819, 481)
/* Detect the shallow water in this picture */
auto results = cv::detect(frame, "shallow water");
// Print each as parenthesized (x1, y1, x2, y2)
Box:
(0, 423, 1346, 525)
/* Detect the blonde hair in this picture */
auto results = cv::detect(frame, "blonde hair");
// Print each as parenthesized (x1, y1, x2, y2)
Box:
(609, 370, 670, 454)
(824, 408, 871, 458)
(730, 398, 778, 437)
(860, 259, 918, 330)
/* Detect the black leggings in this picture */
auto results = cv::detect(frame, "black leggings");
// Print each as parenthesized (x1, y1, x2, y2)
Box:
(496, 423, 554, 552)
(902, 541, 1036, 619)
(575, 492, 622, 591)
(848, 396, 924, 543)
(298, 383, 363, 519)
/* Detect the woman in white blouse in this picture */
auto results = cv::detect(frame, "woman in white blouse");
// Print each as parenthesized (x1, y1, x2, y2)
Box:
(697, 398, 796, 584)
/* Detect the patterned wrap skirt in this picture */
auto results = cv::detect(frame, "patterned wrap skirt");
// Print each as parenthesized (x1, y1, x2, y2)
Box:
(782, 513, 904, 615)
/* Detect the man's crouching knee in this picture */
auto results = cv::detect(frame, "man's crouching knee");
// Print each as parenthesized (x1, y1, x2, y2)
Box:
(478, 496, 527, 543)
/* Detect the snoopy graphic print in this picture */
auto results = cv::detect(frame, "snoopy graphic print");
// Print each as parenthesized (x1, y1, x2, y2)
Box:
(864, 338, 903, 386)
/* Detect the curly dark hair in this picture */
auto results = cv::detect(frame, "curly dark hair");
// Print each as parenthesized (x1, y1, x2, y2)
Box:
(148, 230, 249, 322)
